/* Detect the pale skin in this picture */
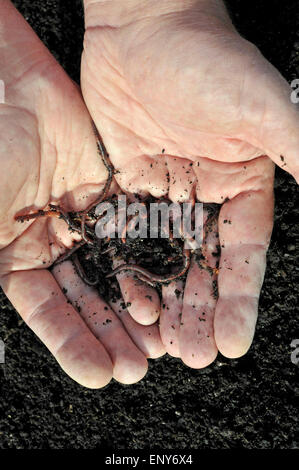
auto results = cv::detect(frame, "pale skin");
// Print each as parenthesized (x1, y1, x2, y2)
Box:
(81, 0, 298, 366)
(0, 0, 298, 387)
(0, 0, 165, 389)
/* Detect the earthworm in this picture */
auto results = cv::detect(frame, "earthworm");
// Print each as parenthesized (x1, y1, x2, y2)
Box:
(15, 209, 59, 222)
(14, 122, 213, 291)
(106, 248, 191, 285)
(53, 240, 87, 266)
(16, 204, 95, 241)
(71, 252, 99, 286)
(79, 122, 114, 244)
(100, 246, 116, 255)
(15, 121, 113, 246)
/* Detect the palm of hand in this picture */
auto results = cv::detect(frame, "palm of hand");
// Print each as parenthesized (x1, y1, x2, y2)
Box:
(81, 10, 276, 366)
(3, 0, 296, 386)
(0, 5, 165, 388)
(0, 69, 106, 274)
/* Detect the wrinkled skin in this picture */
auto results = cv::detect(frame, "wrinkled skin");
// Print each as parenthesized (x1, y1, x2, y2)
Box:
(0, 0, 298, 388)
(81, 0, 298, 367)
(0, 1, 165, 389)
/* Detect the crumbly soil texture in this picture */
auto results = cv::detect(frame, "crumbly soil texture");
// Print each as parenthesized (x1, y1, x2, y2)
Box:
(0, 0, 298, 450)
(73, 196, 191, 300)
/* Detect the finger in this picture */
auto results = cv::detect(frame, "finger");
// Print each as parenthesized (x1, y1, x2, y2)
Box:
(0, 269, 113, 389)
(113, 257, 161, 326)
(114, 155, 169, 198)
(179, 213, 219, 368)
(166, 156, 196, 203)
(109, 295, 165, 359)
(52, 260, 148, 384)
(214, 185, 274, 358)
(192, 154, 273, 205)
(160, 280, 184, 357)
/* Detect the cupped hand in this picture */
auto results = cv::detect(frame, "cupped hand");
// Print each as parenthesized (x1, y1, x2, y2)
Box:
(81, 0, 298, 367)
(0, 0, 165, 388)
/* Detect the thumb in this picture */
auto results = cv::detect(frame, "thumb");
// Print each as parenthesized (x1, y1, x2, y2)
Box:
(244, 48, 299, 182)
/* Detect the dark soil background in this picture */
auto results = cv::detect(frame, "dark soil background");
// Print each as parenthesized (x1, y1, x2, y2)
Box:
(0, 0, 298, 449)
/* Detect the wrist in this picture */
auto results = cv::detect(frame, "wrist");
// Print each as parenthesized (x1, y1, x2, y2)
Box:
(84, 0, 231, 28)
